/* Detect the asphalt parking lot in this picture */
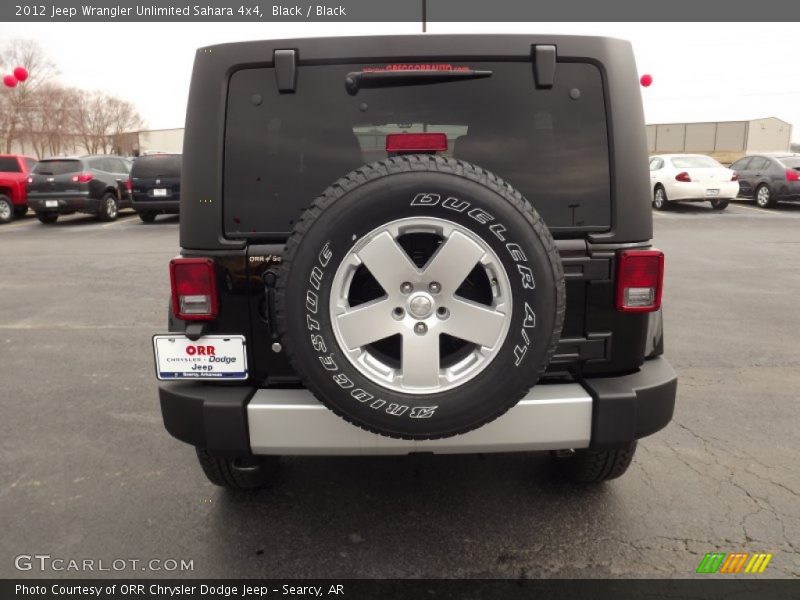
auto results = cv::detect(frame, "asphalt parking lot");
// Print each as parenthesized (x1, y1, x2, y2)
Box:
(1, 201, 799, 579)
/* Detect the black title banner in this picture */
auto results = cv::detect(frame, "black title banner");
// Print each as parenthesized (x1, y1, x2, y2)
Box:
(3, 579, 800, 600)
(4, 0, 800, 22)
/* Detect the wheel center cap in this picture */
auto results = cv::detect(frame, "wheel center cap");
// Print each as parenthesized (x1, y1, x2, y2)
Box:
(407, 293, 434, 319)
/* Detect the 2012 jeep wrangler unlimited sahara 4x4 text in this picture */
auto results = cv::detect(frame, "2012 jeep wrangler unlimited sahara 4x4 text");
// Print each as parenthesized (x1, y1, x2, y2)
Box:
(154, 35, 677, 489)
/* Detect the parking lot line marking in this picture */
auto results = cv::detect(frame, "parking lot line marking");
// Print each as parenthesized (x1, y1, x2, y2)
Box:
(731, 203, 769, 213)
(652, 211, 679, 220)
(2, 219, 38, 230)
(101, 217, 137, 228)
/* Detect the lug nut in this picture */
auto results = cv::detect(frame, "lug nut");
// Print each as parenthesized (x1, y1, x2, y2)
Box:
(271, 342, 282, 353)
(436, 307, 449, 319)
(400, 282, 413, 294)
(392, 307, 405, 320)
(428, 281, 441, 294)
(414, 322, 427, 335)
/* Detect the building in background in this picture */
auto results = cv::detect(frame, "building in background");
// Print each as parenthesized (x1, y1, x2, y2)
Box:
(646, 117, 792, 164)
(113, 128, 184, 156)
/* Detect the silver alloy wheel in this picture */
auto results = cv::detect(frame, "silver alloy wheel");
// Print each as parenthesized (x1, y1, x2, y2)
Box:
(756, 186, 770, 207)
(106, 197, 118, 218)
(0, 200, 11, 221)
(329, 217, 513, 394)
(653, 188, 665, 209)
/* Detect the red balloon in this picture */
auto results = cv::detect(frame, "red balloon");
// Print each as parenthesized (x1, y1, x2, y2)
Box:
(13, 67, 28, 82)
(3, 75, 17, 88)
(640, 74, 653, 87)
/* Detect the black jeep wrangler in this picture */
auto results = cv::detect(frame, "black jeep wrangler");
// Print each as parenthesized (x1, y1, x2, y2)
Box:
(155, 35, 677, 490)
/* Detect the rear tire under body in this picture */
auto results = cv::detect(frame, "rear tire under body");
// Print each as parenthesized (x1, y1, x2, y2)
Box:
(196, 448, 279, 491)
(709, 199, 729, 210)
(551, 442, 637, 483)
(755, 184, 774, 208)
(36, 211, 59, 224)
(0, 195, 13, 224)
(97, 192, 119, 221)
(652, 186, 668, 210)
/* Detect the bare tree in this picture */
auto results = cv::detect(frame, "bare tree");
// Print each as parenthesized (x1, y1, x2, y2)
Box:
(71, 90, 143, 154)
(21, 84, 81, 157)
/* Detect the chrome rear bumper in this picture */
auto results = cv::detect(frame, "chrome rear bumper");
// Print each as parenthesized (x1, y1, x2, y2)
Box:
(159, 356, 676, 458)
(247, 384, 592, 456)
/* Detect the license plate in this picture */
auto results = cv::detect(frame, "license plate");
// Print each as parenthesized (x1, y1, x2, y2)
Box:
(153, 335, 248, 380)
(45, 200, 58, 208)
(153, 188, 168, 197)
(705, 189, 720, 197)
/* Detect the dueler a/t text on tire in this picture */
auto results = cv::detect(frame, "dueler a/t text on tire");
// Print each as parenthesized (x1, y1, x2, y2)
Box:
(276, 156, 565, 439)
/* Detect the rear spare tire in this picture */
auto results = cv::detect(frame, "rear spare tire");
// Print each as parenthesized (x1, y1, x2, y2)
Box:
(276, 156, 565, 439)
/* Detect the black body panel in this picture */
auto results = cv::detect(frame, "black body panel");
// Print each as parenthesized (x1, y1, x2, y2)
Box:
(180, 34, 652, 250)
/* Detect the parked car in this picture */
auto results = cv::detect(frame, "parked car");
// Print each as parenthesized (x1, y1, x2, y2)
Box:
(27, 155, 132, 224)
(729, 153, 800, 208)
(649, 154, 739, 211)
(0, 154, 37, 224)
(128, 153, 181, 222)
(154, 35, 677, 490)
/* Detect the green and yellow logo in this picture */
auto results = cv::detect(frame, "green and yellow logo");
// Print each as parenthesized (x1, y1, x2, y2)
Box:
(696, 552, 773, 574)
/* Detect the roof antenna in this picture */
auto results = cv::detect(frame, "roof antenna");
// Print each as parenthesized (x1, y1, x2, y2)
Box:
(422, 0, 426, 32)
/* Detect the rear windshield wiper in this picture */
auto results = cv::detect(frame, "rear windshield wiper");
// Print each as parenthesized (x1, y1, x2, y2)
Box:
(345, 69, 492, 95)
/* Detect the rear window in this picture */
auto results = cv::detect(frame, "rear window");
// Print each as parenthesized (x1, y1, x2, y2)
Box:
(779, 157, 800, 169)
(670, 156, 721, 168)
(33, 160, 82, 175)
(131, 155, 182, 178)
(0, 157, 21, 172)
(224, 62, 610, 238)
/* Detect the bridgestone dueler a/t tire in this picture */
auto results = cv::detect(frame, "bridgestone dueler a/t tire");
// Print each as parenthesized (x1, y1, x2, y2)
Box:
(276, 155, 565, 440)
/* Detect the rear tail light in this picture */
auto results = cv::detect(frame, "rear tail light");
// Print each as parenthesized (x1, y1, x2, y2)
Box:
(125, 177, 132, 192)
(674, 171, 692, 182)
(170, 258, 218, 320)
(731, 172, 739, 181)
(616, 249, 664, 313)
(786, 168, 799, 182)
(71, 172, 93, 183)
(386, 133, 448, 153)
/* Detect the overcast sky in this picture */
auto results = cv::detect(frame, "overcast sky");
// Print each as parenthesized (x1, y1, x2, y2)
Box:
(7, 22, 800, 141)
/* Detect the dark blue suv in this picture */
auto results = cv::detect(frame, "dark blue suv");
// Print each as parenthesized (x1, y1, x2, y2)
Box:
(128, 154, 181, 223)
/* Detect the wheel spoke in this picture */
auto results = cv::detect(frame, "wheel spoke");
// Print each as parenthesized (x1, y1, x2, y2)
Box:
(401, 331, 441, 389)
(423, 231, 485, 293)
(356, 231, 419, 295)
(443, 298, 507, 348)
(334, 299, 399, 349)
